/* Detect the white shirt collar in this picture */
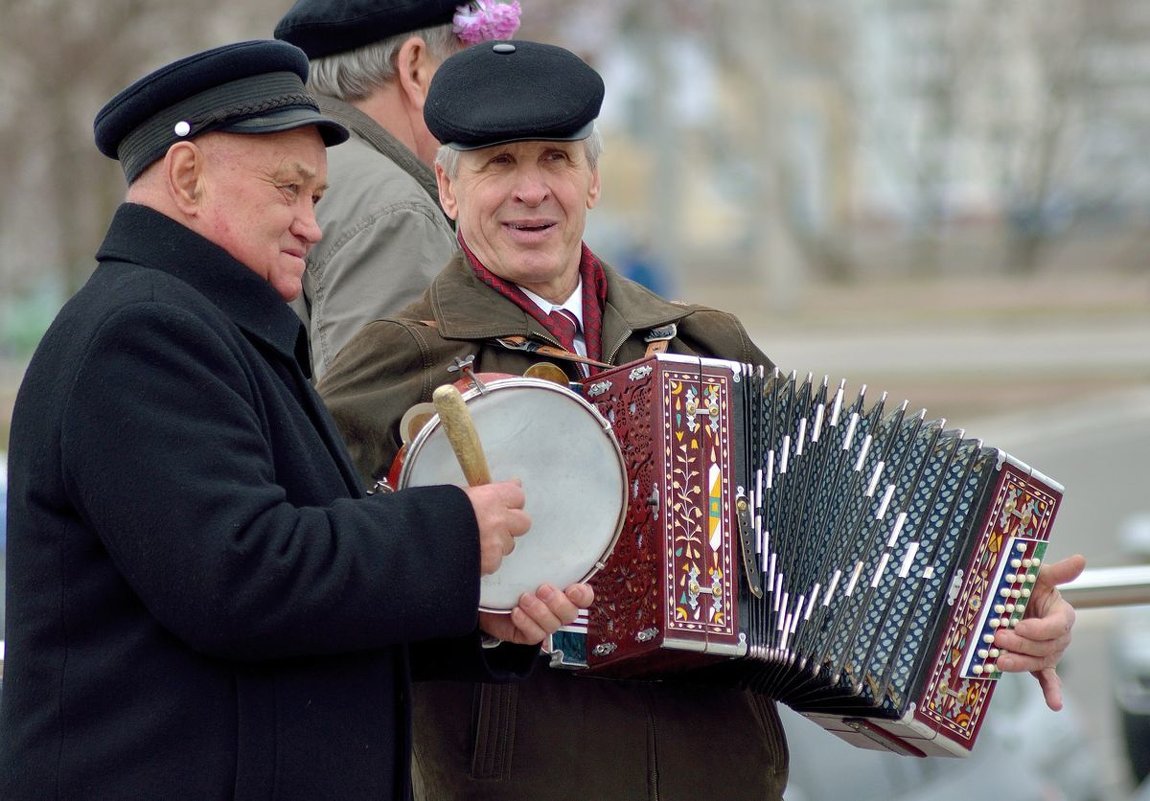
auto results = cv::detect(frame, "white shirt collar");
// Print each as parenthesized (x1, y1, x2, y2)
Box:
(520, 279, 584, 329)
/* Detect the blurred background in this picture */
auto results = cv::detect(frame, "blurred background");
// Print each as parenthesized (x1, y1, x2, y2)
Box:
(0, 1, 1148, 799)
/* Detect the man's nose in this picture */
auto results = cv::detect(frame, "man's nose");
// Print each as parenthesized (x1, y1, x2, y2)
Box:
(294, 204, 323, 243)
(512, 168, 550, 206)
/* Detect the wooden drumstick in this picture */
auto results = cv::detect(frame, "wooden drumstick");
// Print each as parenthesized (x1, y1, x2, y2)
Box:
(431, 384, 492, 486)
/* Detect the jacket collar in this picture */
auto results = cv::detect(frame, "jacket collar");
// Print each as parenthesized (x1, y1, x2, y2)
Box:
(96, 203, 311, 375)
(426, 250, 694, 355)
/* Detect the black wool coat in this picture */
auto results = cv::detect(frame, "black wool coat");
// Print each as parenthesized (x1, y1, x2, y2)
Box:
(0, 204, 523, 801)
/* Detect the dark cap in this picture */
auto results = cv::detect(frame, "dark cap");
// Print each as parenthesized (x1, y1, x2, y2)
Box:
(275, 0, 462, 59)
(94, 40, 349, 182)
(424, 41, 603, 151)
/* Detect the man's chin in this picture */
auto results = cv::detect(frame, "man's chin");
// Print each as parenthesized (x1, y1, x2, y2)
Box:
(272, 279, 303, 303)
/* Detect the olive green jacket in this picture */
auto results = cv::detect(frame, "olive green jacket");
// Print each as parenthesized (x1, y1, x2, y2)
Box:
(319, 252, 774, 486)
(317, 251, 789, 801)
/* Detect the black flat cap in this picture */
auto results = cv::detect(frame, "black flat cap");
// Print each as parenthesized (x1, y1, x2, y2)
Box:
(275, 0, 461, 59)
(94, 40, 348, 182)
(424, 41, 603, 150)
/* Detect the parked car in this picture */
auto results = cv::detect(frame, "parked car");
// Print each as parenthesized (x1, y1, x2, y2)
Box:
(1113, 513, 1150, 785)
(781, 670, 1105, 801)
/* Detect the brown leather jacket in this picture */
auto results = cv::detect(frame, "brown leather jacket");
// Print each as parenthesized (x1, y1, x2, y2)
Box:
(318, 251, 789, 801)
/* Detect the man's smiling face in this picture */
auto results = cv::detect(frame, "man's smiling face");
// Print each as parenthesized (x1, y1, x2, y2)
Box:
(436, 139, 601, 304)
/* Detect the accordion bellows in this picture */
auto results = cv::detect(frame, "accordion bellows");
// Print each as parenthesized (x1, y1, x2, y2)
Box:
(553, 353, 1062, 758)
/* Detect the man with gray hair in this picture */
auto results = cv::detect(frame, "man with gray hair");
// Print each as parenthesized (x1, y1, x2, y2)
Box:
(275, 0, 522, 377)
(318, 39, 792, 801)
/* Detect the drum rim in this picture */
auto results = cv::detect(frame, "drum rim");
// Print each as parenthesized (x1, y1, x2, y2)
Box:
(398, 375, 629, 612)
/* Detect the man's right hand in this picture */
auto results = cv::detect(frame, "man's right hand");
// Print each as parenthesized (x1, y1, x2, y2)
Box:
(464, 480, 531, 575)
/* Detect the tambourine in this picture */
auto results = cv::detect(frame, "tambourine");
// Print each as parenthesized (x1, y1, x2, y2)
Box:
(393, 374, 627, 612)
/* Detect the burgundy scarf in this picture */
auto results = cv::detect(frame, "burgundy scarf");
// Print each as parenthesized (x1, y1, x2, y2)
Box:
(458, 235, 608, 364)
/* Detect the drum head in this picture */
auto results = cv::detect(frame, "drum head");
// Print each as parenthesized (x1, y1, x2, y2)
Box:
(399, 377, 627, 612)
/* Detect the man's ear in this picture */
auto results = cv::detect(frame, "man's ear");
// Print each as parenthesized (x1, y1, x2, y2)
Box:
(395, 36, 437, 110)
(435, 161, 459, 221)
(586, 167, 602, 210)
(165, 142, 205, 214)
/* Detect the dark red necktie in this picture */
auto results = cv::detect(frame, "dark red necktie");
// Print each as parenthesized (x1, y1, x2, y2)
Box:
(548, 308, 580, 353)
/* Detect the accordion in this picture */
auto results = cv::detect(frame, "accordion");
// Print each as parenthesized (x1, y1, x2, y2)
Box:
(549, 353, 1063, 758)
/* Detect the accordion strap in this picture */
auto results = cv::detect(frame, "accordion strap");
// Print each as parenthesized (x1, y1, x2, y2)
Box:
(643, 323, 676, 357)
(413, 320, 610, 368)
(414, 320, 676, 367)
(493, 336, 612, 369)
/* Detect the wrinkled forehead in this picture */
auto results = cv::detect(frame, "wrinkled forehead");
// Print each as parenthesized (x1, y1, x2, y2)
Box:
(198, 126, 325, 155)
(196, 128, 329, 180)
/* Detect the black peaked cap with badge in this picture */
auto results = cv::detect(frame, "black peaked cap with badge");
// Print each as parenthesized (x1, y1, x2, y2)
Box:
(94, 39, 348, 182)
(275, 0, 463, 59)
(424, 40, 604, 151)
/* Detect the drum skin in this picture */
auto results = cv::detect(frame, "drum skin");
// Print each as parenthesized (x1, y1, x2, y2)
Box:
(397, 376, 627, 612)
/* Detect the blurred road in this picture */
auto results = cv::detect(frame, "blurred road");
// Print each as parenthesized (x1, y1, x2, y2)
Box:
(970, 389, 1150, 800)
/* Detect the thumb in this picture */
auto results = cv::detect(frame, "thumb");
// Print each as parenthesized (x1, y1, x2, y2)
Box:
(1039, 553, 1087, 587)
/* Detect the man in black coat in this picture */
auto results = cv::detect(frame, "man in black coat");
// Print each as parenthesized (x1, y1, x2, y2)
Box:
(0, 39, 591, 801)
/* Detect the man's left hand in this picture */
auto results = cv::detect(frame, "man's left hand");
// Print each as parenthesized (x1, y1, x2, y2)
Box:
(479, 582, 595, 646)
(993, 553, 1087, 711)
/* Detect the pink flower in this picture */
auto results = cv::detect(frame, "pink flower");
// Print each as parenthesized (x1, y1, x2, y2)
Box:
(453, 0, 522, 46)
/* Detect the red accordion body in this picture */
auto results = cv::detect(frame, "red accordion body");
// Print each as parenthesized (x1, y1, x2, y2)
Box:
(567, 354, 1062, 758)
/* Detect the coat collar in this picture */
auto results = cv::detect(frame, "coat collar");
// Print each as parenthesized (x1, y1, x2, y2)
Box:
(96, 203, 311, 374)
(425, 250, 694, 357)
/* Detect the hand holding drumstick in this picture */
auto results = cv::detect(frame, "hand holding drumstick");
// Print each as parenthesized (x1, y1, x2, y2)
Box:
(432, 384, 528, 576)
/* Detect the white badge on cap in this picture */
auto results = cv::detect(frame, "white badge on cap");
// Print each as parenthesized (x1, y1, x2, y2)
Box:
(492, 43, 516, 54)
(174, 120, 192, 137)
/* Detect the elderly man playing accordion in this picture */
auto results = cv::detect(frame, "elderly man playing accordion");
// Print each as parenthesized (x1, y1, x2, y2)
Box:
(318, 40, 1084, 801)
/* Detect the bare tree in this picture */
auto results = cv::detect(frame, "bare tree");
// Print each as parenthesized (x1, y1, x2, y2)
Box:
(978, 0, 1091, 275)
(4, 0, 1148, 322)
(0, 0, 289, 300)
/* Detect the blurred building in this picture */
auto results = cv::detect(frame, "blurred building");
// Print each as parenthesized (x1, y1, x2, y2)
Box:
(577, 0, 1150, 291)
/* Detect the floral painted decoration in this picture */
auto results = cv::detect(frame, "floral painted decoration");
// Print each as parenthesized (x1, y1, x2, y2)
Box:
(453, 0, 522, 46)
